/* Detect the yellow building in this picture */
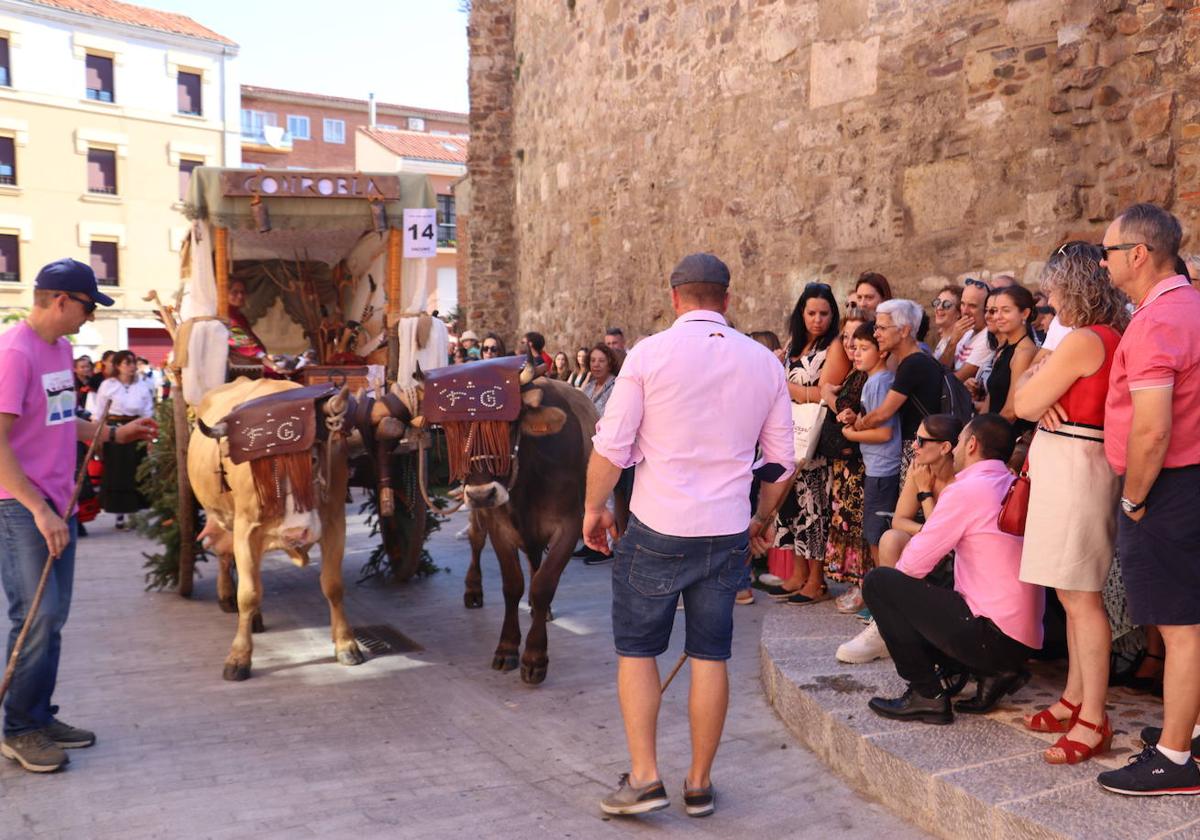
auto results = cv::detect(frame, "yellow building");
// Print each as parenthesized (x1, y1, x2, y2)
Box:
(0, 0, 239, 360)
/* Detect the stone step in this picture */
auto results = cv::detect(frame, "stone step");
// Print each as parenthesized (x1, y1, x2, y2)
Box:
(759, 604, 1200, 840)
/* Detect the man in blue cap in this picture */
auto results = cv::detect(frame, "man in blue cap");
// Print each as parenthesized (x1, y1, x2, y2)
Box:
(0, 258, 155, 773)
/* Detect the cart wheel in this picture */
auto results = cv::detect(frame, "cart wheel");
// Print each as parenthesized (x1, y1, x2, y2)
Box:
(379, 452, 428, 582)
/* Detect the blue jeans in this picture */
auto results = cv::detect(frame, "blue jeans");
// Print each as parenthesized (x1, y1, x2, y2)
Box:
(611, 515, 749, 661)
(0, 499, 76, 737)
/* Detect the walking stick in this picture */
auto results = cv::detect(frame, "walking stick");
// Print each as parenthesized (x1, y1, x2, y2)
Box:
(660, 652, 689, 695)
(0, 407, 110, 705)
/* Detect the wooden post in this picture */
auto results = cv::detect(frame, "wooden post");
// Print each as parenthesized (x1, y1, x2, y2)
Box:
(172, 367, 195, 597)
(385, 227, 403, 383)
(214, 226, 230, 321)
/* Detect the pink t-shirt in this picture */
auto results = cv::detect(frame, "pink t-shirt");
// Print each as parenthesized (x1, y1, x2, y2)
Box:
(1105, 276, 1200, 475)
(0, 321, 77, 516)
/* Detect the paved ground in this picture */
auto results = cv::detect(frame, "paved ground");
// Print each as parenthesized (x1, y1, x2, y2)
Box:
(0, 501, 927, 840)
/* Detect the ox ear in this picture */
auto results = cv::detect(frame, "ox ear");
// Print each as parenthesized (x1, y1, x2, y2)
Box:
(521, 387, 543, 409)
(196, 417, 227, 439)
(520, 406, 567, 437)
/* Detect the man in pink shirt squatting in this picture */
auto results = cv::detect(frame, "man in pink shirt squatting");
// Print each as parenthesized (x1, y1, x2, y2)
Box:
(863, 414, 1045, 725)
(1097, 203, 1200, 797)
(0, 259, 156, 774)
(583, 253, 794, 818)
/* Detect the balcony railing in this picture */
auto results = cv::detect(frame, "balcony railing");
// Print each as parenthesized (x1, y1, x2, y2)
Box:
(88, 185, 117, 195)
(86, 88, 114, 103)
(240, 129, 292, 148)
(0, 271, 18, 283)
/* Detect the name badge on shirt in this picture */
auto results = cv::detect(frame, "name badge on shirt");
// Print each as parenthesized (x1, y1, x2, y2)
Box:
(43, 370, 75, 425)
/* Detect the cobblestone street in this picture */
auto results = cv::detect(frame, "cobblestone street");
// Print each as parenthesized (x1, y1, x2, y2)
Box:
(0, 500, 926, 840)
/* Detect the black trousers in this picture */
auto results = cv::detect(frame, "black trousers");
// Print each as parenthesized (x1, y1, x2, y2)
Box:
(863, 567, 1034, 697)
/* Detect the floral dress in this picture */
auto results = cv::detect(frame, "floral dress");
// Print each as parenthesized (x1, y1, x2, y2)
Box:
(774, 346, 831, 561)
(825, 369, 869, 583)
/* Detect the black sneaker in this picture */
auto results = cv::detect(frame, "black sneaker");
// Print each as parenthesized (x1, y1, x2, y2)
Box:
(683, 781, 715, 817)
(599, 773, 670, 816)
(43, 718, 96, 749)
(1098, 745, 1200, 796)
(1138, 726, 1200, 760)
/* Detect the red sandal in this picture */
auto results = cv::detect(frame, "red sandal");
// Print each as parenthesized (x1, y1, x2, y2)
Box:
(1024, 697, 1080, 733)
(1043, 715, 1112, 765)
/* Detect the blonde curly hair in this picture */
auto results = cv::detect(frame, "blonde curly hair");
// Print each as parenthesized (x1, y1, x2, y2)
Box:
(1041, 242, 1129, 332)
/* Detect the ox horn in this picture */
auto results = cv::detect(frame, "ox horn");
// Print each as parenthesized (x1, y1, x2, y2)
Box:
(325, 385, 350, 417)
(196, 417, 227, 439)
(519, 351, 538, 386)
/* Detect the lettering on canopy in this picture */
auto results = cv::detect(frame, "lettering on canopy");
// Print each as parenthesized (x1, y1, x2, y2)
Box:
(222, 170, 402, 200)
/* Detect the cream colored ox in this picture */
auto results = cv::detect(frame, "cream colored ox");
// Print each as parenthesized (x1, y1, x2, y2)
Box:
(189, 378, 364, 681)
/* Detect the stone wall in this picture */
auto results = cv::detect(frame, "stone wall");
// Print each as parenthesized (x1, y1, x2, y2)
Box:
(467, 0, 1200, 347)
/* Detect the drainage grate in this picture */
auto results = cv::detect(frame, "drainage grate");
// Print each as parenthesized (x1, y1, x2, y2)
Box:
(354, 624, 423, 656)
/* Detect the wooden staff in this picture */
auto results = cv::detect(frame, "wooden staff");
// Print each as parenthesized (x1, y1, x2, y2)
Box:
(661, 652, 688, 695)
(214, 226, 230, 321)
(385, 228, 403, 383)
(0, 407, 109, 705)
(173, 369, 195, 597)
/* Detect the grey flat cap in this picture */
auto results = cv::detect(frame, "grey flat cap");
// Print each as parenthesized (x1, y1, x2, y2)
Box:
(669, 253, 731, 288)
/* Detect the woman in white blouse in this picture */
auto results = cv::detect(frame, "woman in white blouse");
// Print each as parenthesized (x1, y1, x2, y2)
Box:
(95, 350, 155, 529)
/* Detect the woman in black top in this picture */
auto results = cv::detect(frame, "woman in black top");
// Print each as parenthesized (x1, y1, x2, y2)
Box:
(985, 285, 1037, 430)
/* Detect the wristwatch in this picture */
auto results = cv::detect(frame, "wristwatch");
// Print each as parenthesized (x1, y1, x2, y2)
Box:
(1120, 497, 1146, 515)
(916, 491, 934, 503)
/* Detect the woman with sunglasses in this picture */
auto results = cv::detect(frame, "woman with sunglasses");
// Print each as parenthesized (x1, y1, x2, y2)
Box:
(1013, 242, 1129, 765)
(930, 285, 962, 362)
(479, 334, 506, 359)
(836, 414, 963, 663)
(765, 283, 850, 605)
(94, 350, 155, 530)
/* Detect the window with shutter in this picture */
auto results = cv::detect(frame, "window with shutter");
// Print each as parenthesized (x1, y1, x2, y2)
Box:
(90, 241, 118, 286)
(0, 234, 18, 282)
(437, 195, 456, 246)
(85, 54, 114, 102)
(179, 158, 201, 201)
(177, 71, 202, 115)
(0, 38, 10, 87)
(0, 137, 14, 185)
(87, 148, 117, 194)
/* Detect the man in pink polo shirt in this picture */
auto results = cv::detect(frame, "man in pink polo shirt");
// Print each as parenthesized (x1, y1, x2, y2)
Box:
(583, 253, 794, 818)
(1097, 203, 1200, 797)
(862, 414, 1044, 724)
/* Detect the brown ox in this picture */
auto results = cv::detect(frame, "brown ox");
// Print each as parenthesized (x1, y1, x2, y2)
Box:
(189, 378, 364, 681)
(416, 359, 597, 684)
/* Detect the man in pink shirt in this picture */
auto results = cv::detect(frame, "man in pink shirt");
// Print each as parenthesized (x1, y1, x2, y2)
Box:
(583, 253, 794, 817)
(1098, 203, 1200, 797)
(863, 414, 1044, 725)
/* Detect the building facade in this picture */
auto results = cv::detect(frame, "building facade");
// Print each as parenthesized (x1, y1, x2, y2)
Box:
(0, 0, 239, 360)
(239, 85, 467, 171)
(356, 127, 466, 317)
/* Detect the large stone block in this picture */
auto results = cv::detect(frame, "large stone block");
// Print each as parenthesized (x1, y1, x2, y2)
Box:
(809, 37, 881, 109)
(903, 161, 977, 235)
(1006, 0, 1061, 40)
(818, 0, 869, 38)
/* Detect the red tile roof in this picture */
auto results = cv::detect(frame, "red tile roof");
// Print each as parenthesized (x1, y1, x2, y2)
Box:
(30, 0, 236, 46)
(242, 85, 467, 122)
(360, 128, 468, 164)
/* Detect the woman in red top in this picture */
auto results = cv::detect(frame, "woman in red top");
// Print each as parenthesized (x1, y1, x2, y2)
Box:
(1014, 242, 1130, 766)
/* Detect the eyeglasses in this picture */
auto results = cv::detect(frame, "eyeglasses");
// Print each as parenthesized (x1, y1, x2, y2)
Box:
(63, 293, 97, 314)
(481, 344, 500, 354)
(1036, 305, 1056, 316)
(931, 298, 958, 310)
(963, 278, 991, 293)
(1097, 242, 1153, 257)
(915, 435, 951, 448)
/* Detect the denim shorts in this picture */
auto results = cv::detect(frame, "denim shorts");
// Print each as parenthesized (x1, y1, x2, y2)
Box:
(611, 515, 750, 662)
(863, 474, 901, 547)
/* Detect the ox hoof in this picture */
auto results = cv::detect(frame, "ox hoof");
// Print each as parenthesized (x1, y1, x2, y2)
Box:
(491, 653, 519, 672)
(217, 597, 238, 614)
(222, 662, 251, 682)
(463, 591, 483, 609)
(546, 606, 555, 622)
(520, 661, 548, 685)
(337, 645, 366, 666)
(251, 612, 266, 634)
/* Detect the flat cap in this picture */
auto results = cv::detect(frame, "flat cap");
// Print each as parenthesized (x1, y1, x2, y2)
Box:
(669, 253, 730, 288)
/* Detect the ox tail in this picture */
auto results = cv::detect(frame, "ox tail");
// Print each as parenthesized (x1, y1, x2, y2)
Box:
(249, 452, 315, 520)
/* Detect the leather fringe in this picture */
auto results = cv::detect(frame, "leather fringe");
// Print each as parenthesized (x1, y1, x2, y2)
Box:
(443, 420, 512, 483)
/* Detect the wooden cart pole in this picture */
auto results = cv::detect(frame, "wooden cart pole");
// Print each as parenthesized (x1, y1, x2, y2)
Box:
(173, 366, 196, 597)
(214, 226, 230, 321)
(385, 227, 403, 384)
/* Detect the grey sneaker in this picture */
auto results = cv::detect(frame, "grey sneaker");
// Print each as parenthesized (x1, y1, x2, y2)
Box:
(683, 781, 715, 817)
(1, 730, 68, 773)
(599, 773, 669, 816)
(44, 718, 96, 749)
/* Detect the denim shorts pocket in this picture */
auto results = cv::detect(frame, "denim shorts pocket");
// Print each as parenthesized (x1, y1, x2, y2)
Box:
(717, 542, 751, 590)
(627, 545, 685, 597)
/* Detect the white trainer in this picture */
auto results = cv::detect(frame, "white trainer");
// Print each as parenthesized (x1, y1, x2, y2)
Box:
(836, 620, 891, 664)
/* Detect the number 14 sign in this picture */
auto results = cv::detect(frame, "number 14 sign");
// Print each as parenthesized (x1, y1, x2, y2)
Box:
(402, 208, 438, 258)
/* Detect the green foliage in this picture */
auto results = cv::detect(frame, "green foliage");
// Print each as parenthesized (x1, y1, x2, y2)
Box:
(133, 399, 208, 590)
(2, 309, 26, 324)
(355, 488, 445, 584)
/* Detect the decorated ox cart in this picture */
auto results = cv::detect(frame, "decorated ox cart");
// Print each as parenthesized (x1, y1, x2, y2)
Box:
(158, 167, 449, 602)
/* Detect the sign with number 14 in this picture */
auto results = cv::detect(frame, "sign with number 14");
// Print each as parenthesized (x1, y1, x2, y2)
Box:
(402, 208, 438, 258)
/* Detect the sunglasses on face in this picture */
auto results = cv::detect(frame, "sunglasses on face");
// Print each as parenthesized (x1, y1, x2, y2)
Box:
(64, 293, 97, 314)
(1097, 242, 1153, 257)
(931, 298, 957, 310)
(915, 435, 951, 448)
(1036, 306, 1056, 316)
(481, 345, 500, 353)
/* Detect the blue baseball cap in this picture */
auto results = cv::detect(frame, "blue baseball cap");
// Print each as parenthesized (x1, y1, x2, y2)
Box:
(34, 258, 115, 307)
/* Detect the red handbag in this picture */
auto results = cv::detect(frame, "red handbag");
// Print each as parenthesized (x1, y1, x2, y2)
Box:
(998, 455, 1030, 536)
